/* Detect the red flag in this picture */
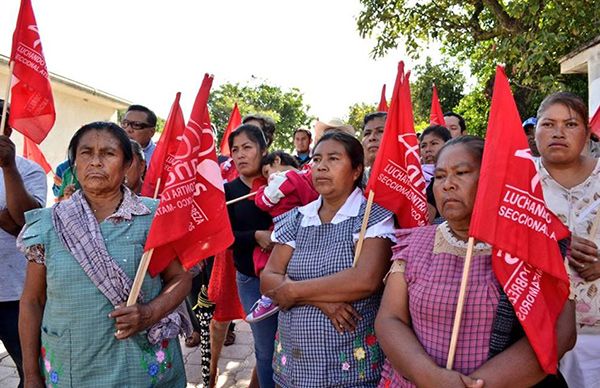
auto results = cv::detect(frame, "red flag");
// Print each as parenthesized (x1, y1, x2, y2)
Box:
(366, 62, 428, 227)
(429, 84, 445, 126)
(378, 84, 388, 112)
(590, 106, 600, 138)
(469, 66, 570, 374)
(23, 136, 52, 174)
(146, 74, 234, 276)
(9, 0, 55, 144)
(141, 92, 185, 197)
(220, 103, 241, 157)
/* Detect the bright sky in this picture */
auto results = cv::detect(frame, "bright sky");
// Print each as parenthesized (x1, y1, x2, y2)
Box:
(0, 0, 440, 122)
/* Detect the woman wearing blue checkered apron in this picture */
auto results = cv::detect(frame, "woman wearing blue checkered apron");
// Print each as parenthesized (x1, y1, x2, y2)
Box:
(261, 132, 396, 387)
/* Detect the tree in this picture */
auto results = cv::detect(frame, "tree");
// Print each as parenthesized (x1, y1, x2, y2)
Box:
(208, 81, 313, 151)
(357, 0, 595, 125)
(411, 57, 465, 125)
(347, 102, 378, 135)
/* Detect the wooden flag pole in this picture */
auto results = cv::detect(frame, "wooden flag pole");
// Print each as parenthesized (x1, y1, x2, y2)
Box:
(126, 178, 162, 306)
(0, 62, 15, 135)
(446, 236, 475, 369)
(226, 191, 257, 205)
(353, 190, 375, 267)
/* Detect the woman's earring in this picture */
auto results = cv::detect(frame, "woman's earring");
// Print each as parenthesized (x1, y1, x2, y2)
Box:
(123, 176, 129, 185)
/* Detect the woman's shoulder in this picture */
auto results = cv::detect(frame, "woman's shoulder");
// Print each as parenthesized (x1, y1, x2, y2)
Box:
(21, 207, 55, 248)
(24, 206, 53, 226)
(391, 225, 438, 261)
(138, 196, 159, 212)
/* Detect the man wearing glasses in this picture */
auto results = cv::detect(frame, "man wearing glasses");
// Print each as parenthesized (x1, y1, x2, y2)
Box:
(121, 105, 157, 166)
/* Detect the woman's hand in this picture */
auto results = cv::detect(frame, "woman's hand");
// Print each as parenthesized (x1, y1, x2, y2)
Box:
(109, 303, 154, 340)
(265, 276, 297, 310)
(255, 230, 274, 251)
(314, 302, 361, 334)
(24, 373, 46, 388)
(429, 368, 484, 388)
(569, 236, 600, 280)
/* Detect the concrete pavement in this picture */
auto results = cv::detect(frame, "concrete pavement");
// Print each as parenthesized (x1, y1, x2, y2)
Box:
(0, 320, 255, 388)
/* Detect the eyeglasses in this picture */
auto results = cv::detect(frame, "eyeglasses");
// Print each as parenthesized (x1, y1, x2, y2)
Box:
(121, 120, 153, 130)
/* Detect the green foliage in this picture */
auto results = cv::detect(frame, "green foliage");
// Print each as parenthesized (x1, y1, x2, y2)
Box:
(346, 102, 379, 135)
(411, 57, 465, 123)
(208, 81, 313, 151)
(357, 0, 596, 134)
(455, 88, 491, 137)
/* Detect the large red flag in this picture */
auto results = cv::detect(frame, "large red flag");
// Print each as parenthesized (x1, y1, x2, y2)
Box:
(469, 66, 570, 374)
(9, 0, 55, 144)
(23, 136, 52, 174)
(146, 74, 234, 276)
(366, 62, 428, 227)
(378, 84, 388, 112)
(220, 102, 241, 157)
(141, 92, 185, 197)
(590, 106, 600, 138)
(429, 84, 445, 126)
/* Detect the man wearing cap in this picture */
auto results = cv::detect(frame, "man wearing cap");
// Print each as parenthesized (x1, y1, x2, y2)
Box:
(0, 99, 47, 388)
(293, 128, 312, 166)
(522, 117, 539, 156)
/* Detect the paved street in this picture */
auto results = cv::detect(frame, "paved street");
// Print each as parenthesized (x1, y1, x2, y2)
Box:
(0, 320, 254, 388)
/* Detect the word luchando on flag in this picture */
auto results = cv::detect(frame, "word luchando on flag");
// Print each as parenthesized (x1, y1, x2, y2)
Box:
(366, 61, 428, 227)
(9, 0, 55, 143)
(146, 74, 234, 276)
(469, 66, 570, 374)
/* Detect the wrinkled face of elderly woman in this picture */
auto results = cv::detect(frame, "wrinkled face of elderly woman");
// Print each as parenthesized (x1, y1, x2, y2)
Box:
(75, 130, 130, 195)
(311, 139, 362, 198)
(433, 144, 481, 224)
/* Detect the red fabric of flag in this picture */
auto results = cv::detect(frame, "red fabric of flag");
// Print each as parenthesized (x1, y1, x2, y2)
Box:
(378, 84, 388, 112)
(366, 62, 428, 227)
(9, 0, 55, 144)
(23, 136, 51, 174)
(469, 66, 570, 374)
(141, 92, 185, 197)
(429, 84, 445, 126)
(590, 106, 600, 138)
(146, 74, 234, 276)
(220, 102, 241, 157)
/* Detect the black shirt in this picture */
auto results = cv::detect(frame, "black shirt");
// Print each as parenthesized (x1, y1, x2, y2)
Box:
(225, 177, 273, 277)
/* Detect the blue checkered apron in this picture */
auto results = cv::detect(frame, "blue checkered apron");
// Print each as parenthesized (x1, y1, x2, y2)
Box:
(272, 202, 392, 387)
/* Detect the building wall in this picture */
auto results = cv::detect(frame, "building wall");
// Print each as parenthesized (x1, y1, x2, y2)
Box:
(589, 48, 600, 117)
(0, 72, 127, 169)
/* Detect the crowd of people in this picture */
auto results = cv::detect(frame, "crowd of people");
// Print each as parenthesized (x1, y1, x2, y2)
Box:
(0, 90, 598, 388)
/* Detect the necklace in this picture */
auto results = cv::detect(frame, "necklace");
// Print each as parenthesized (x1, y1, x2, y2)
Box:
(92, 193, 124, 215)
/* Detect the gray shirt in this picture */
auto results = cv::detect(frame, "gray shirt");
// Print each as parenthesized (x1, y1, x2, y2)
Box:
(0, 156, 47, 301)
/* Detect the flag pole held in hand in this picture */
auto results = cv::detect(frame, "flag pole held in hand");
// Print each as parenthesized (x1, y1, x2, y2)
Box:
(446, 237, 475, 369)
(353, 190, 374, 267)
(226, 191, 257, 205)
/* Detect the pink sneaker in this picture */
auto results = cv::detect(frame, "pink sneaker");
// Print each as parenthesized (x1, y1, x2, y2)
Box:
(245, 297, 279, 323)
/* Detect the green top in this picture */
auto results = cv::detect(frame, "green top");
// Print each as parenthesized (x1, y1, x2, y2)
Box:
(22, 199, 186, 388)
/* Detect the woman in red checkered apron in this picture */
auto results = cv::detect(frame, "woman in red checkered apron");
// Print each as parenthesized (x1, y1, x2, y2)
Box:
(377, 136, 576, 388)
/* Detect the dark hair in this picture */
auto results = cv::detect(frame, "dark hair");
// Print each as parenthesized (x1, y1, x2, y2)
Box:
(293, 128, 312, 139)
(261, 151, 299, 169)
(126, 104, 157, 127)
(242, 114, 276, 147)
(314, 131, 364, 188)
(436, 135, 485, 166)
(130, 139, 145, 163)
(421, 125, 452, 143)
(363, 112, 387, 129)
(228, 124, 268, 152)
(68, 122, 133, 167)
(537, 92, 589, 131)
(443, 111, 466, 133)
